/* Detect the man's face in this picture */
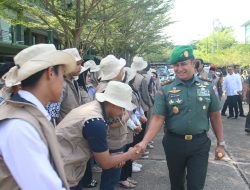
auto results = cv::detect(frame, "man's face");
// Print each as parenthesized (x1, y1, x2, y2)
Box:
(234, 67, 240, 74)
(71, 61, 82, 76)
(227, 66, 234, 75)
(209, 70, 215, 76)
(173, 59, 195, 81)
(50, 65, 65, 102)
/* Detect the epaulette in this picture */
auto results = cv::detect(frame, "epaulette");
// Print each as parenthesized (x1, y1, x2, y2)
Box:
(198, 76, 212, 83)
(161, 79, 173, 86)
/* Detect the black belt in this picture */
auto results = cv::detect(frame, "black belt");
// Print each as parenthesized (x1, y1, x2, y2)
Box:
(166, 131, 207, 141)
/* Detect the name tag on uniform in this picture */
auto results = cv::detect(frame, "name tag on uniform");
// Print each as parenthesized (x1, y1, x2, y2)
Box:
(197, 88, 210, 96)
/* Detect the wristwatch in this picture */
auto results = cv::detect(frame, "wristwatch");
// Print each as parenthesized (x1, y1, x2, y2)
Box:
(218, 140, 226, 147)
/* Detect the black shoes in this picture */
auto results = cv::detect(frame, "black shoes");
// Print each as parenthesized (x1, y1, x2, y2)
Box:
(221, 113, 227, 116)
(239, 114, 246, 117)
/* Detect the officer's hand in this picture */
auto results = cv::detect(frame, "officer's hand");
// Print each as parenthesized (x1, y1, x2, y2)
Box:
(134, 142, 147, 154)
(215, 145, 225, 160)
(140, 115, 147, 123)
(128, 147, 141, 160)
(134, 125, 142, 134)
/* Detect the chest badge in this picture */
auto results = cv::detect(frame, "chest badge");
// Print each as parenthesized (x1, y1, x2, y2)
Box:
(172, 106, 179, 114)
(169, 87, 181, 94)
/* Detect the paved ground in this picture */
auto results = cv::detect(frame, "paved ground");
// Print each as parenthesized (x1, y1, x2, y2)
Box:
(91, 102, 250, 190)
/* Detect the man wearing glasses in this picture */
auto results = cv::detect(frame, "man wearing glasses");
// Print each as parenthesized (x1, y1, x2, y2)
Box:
(136, 45, 225, 190)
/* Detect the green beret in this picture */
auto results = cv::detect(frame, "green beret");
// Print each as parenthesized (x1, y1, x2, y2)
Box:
(169, 45, 194, 65)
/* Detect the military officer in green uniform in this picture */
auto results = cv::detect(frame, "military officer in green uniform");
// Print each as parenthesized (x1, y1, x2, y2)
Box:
(136, 45, 225, 190)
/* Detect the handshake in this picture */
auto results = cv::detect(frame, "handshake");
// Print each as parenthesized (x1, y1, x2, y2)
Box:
(127, 141, 148, 160)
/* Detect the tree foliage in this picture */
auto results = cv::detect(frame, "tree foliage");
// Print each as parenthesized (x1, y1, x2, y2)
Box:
(0, 0, 174, 63)
(194, 26, 250, 67)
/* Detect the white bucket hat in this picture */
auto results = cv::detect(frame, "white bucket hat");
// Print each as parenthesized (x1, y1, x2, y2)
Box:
(99, 55, 126, 81)
(124, 67, 136, 83)
(3, 44, 76, 87)
(96, 81, 136, 111)
(84, 60, 100, 72)
(63, 48, 82, 62)
(131, 56, 148, 72)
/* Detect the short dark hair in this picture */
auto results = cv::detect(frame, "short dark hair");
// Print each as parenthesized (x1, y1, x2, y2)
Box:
(22, 65, 60, 88)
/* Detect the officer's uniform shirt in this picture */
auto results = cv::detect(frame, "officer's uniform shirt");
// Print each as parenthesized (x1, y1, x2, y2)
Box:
(153, 76, 221, 135)
(0, 90, 66, 190)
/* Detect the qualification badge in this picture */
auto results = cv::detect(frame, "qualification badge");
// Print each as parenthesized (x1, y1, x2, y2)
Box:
(172, 106, 179, 114)
(203, 105, 206, 110)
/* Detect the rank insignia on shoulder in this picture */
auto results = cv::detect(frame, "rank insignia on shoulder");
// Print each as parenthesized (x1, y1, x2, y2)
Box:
(204, 82, 210, 86)
(199, 77, 212, 83)
(161, 79, 173, 86)
(199, 85, 207, 88)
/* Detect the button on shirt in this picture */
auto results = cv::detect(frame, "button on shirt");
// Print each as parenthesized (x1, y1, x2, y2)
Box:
(0, 90, 66, 190)
(153, 76, 221, 135)
(223, 73, 242, 96)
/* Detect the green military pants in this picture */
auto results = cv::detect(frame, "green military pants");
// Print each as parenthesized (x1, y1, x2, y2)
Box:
(162, 132, 211, 190)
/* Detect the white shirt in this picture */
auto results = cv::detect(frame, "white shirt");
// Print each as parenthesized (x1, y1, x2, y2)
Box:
(223, 73, 242, 96)
(0, 90, 66, 190)
(235, 73, 243, 91)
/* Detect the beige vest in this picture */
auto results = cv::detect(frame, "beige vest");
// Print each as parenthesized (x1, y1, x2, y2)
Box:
(79, 86, 93, 104)
(56, 100, 103, 187)
(95, 81, 108, 93)
(132, 73, 149, 112)
(0, 98, 69, 190)
(57, 78, 82, 123)
(95, 81, 128, 150)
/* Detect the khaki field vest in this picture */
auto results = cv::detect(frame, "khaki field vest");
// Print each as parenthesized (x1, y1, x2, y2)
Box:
(0, 97, 68, 190)
(95, 81, 128, 150)
(56, 100, 103, 187)
(57, 78, 82, 123)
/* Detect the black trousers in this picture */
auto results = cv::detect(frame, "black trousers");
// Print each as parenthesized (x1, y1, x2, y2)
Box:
(221, 98, 229, 114)
(245, 94, 250, 130)
(236, 95, 244, 115)
(162, 133, 211, 190)
(120, 143, 133, 181)
(228, 95, 238, 117)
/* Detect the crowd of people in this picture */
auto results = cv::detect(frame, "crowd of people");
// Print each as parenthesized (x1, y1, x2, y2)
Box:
(0, 43, 249, 190)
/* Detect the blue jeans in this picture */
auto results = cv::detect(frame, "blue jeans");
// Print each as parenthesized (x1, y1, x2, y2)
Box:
(100, 147, 124, 190)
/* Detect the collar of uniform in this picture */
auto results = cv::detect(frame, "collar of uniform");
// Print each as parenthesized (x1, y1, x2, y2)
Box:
(17, 90, 51, 121)
(173, 75, 199, 86)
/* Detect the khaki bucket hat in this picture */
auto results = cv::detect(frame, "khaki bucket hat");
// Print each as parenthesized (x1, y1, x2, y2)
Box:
(131, 56, 148, 72)
(95, 81, 136, 111)
(124, 67, 136, 83)
(99, 55, 126, 81)
(84, 60, 100, 72)
(3, 44, 76, 87)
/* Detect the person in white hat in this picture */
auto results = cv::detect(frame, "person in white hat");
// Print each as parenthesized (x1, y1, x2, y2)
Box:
(84, 60, 100, 88)
(0, 43, 76, 190)
(95, 55, 132, 189)
(95, 55, 125, 93)
(56, 81, 141, 190)
(130, 56, 153, 157)
(119, 67, 143, 188)
(55, 48, 86, 124)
